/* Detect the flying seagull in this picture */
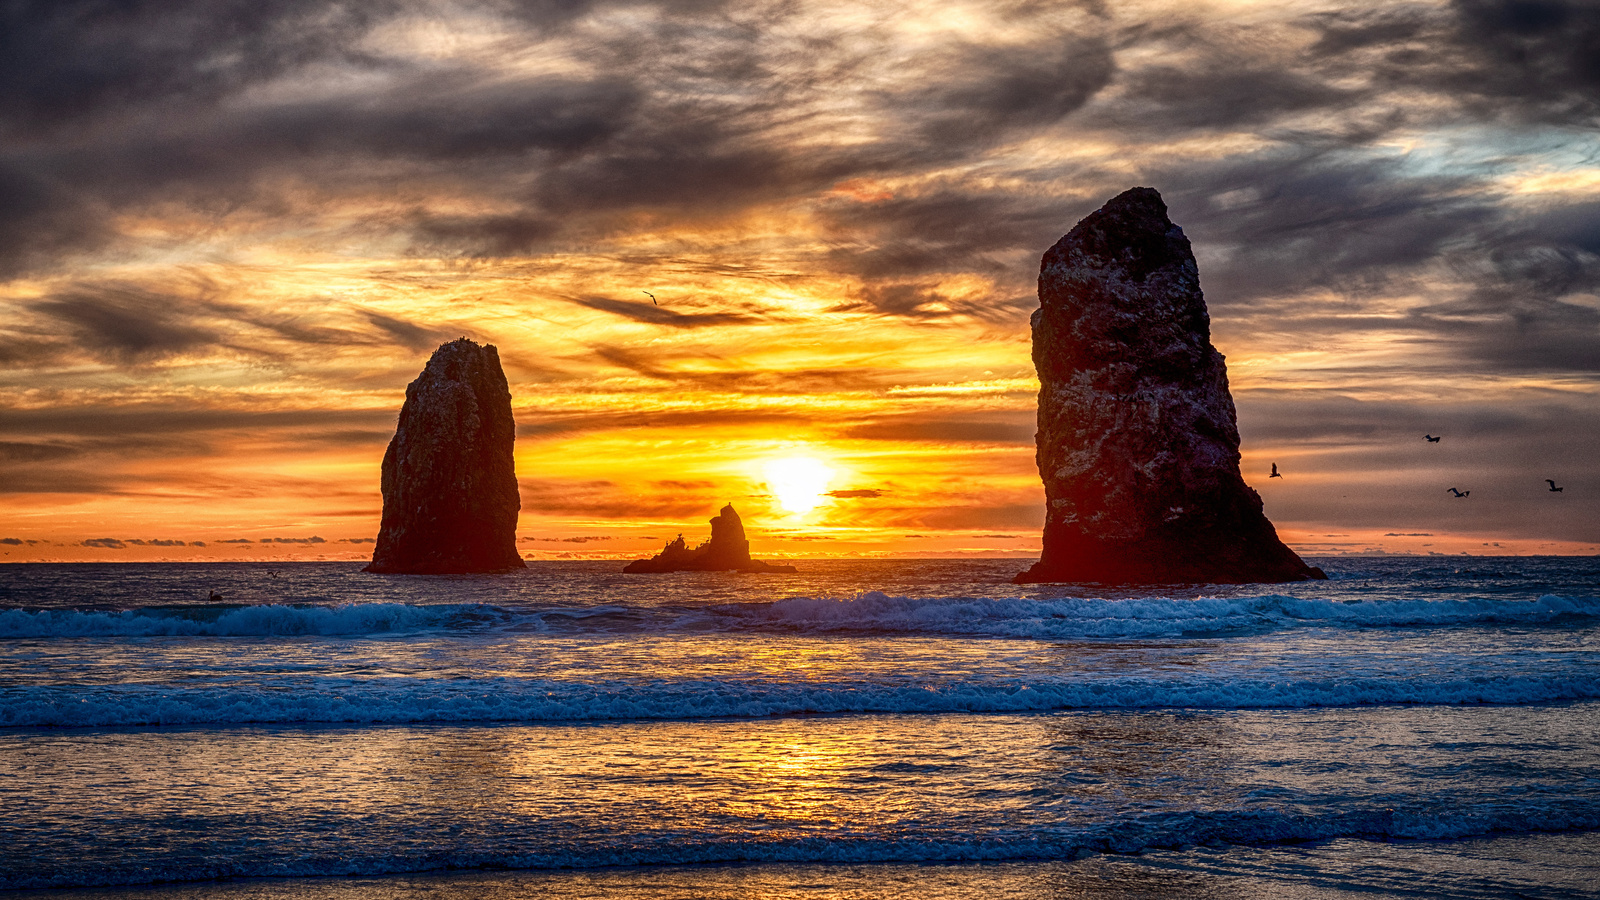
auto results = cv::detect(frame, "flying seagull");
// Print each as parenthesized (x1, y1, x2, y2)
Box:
(1547, 479, 1564, 492)
(1447, 488, 1469, 498)
(1425, 434, 1441, 443)
(1270, 463, 1282, 478)
(643, 291, 657, 305)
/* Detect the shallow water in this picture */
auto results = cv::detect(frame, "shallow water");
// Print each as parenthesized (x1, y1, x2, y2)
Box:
(1, 557, 1596, 894)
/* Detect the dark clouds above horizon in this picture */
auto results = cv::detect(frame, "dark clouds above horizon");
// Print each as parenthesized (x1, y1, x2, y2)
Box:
(2, 0, 1597, 550)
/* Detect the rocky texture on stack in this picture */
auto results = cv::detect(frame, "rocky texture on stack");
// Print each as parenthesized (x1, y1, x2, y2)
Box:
(624, 504, 797, 573)
(1014, 187, 1324, 585)
(365, 338, 525, 574)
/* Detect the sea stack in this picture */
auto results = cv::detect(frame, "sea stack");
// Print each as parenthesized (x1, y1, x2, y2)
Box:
(365, 338, 525, 574)
(1015, 187, 1324, 584)
(623, 504, 797, 573)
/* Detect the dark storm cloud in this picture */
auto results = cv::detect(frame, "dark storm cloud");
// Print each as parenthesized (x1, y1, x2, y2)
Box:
(0, 1, 394, 133)
(411, 215, 560, 259)
(1305, 0, 1600, 126)
(1116, 44, 1354, 130)
(236, 76, 639, 163)
(818, 190, 1070, 284)
(1160, 150, 1495, 305)
(916, 39, 1115, 142)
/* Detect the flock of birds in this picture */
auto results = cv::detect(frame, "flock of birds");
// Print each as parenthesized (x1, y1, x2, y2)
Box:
(1270, 434, 1566, 498)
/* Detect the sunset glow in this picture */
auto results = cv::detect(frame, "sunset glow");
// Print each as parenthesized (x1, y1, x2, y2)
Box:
(1, 0, 1596, 562)
(764, 457, 834, 516)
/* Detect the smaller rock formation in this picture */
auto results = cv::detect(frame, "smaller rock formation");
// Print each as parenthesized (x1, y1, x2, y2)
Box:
(623, 504, 797, 573)
(366, 338, 525, 574)
(1015, 187, 1325, 585)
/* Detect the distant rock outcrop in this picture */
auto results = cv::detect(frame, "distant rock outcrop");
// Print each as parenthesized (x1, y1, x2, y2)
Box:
(624, 504, 797, 573)
(1015, 187, 1324, 585)
(365, 338, 525, 574)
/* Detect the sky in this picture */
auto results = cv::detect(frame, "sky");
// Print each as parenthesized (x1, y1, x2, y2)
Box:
(2, 0, 1597, 562)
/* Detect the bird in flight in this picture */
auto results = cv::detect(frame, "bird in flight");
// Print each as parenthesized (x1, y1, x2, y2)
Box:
(643, 291, 657, 305)
(1270, 463, 1282, 478)
(1547, 480, 1564, 492)
(1447, 488, 1469, 497)
(1425, 434, 1441, 443)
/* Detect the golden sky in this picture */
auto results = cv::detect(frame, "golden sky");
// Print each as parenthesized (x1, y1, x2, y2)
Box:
(2, 0, 1597, 562)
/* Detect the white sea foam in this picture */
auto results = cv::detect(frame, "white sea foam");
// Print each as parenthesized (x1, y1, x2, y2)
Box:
(4, 670, 1596, 728)
(2, 592, 1597, 640)
(4, 798, 1596, 889)
(0, 602, 495, 637)
(718, 591, 1600, 638)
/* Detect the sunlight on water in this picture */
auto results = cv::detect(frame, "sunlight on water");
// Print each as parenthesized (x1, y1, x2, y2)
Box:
(0, 558, 1597, 893)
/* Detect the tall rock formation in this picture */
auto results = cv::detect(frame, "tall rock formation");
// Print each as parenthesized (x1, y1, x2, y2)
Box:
(1015, 187, 1324, 584)
(623, 504, 797, 573)
(365, 338, 525, 574)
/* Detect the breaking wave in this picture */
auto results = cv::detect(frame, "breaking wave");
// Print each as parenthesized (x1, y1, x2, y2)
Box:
(722, 591, 1600, 637)
(6, 671, 1598, 728)
(3, 592, 1598, 641)
(0, 602, 504, 637)
(5, 796, 1597, 890)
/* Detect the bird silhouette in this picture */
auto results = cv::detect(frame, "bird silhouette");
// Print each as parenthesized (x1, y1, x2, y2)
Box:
(1447, 488, 1469, 498)
(1269, 463, 1282, 478)
(1425, 434, 1441, 443)
(1547, 479, 1564, 492)
(643, 291, 657, 305)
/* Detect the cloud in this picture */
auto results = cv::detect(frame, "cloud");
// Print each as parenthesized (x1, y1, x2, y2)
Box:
(0, 538, 23, 545)
(82, 538, 126, 549)
(264, 536, 327, 544)
(29, 285, 222, 364)
(568, 296, 771, 329)
(913, 38, 1116, 143)
(519, 478, 716, 519)
(825, 489, 884, 498)
(216, 539, 255, 544)
(840, 414, 1035, 445)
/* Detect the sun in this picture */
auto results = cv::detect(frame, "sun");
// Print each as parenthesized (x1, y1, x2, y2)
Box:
(764, 456, 834, 515)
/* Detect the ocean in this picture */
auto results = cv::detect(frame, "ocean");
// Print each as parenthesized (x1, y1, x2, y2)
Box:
(1, 557, 1597, 898)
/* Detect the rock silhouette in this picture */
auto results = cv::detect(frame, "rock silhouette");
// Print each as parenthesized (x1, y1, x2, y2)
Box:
(624, 504, 797, 573)
(366, 338, 525, 574)
(1015, 187, 1324, 585)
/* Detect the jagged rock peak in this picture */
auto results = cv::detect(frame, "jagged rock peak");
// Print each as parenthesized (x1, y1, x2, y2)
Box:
(365, 338, 525, 575)
(623, 503, 797, 574)
(1015, 187, 1324, 585)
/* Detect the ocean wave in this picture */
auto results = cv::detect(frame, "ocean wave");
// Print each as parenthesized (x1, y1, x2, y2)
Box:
(713, 591, 1600, 638)
(5, 798, 1596, 889)
(0, 602, 505, 638)
(5, 672, 1597, 728)
(2, 592, 1597, 641)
